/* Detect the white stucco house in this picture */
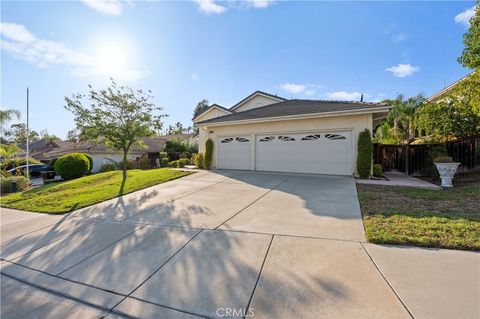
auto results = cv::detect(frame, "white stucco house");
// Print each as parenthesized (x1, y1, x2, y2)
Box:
(194, 91, 391, 175)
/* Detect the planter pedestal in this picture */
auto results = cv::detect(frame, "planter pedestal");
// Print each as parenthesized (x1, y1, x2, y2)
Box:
(434, 163, 460, 188)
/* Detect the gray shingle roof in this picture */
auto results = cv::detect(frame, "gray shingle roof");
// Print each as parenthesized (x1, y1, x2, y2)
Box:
(197, 99, 390, 125)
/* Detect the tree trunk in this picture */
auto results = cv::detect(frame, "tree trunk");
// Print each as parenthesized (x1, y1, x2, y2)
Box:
(122, 150, 127, 181)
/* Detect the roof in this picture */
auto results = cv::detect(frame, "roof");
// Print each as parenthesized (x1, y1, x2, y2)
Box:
(427, 72, 472, 102)
(192, 104, 232, 121)
(43, 134, 194, 158)
(197, 99, 390, 125)
(229, 90, 286, 111)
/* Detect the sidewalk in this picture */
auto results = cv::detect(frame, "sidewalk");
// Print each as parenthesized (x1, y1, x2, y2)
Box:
(356, 171, 441, 190)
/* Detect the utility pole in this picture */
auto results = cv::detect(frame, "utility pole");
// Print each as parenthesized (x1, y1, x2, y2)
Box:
(26, 87, 30, 186)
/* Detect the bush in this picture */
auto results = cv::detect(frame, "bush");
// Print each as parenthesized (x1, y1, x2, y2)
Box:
(1, 175, 29, 194)
(357, 129, 373, 179)
(204, 139, 213, 169)
(179, 158, 189, 167)
(196, 153, 204, 169)
(179, 153, 188, 159)
(54, 153, 90, 180)
(134, 156, 151, 169)
(119, 159, 134, 170)
(373, 164, 383, 178)
(169, 160, 180, 168)
(1, 157, 41, 171)
(99, 163, 117, 172)
(433, 155, 453, 163)
(79, 153, 93, 171)
(159, 152, 168, 160)
(160, 157, 169, 167)
(49, 158, 58, 168)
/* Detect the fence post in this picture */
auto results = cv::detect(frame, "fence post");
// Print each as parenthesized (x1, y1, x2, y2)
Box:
(405, 144, 410, 175)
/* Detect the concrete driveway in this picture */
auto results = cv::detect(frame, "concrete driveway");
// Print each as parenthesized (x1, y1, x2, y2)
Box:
(1, 170, 478, 319)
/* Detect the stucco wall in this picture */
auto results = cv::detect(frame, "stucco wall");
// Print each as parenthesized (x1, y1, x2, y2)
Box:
(90, 153, 140, 172)
(233, 95, 283, 113)
(198, 113, 373, 174)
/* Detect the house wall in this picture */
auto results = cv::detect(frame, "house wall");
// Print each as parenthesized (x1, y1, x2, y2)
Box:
(198, 113, 373, 174)
(90, 153, 140, 172)
(233, 95, 283, 113)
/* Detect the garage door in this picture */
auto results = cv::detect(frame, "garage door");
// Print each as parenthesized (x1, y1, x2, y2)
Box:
(255, 131, 352, 175)
(218, 136, 251, 170)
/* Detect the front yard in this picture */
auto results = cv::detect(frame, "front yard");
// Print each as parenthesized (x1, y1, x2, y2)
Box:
(358, 182, 480, 251)
(0, 168, 191, 214)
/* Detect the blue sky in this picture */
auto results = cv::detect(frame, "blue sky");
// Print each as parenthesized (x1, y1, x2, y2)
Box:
(1, 0, 476, 139)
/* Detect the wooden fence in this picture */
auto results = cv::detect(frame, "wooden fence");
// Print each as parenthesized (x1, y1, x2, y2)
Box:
(374, 134, 480, 175)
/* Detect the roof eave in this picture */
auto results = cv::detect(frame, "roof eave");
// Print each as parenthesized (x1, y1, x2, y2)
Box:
(197, 106, 392, 127)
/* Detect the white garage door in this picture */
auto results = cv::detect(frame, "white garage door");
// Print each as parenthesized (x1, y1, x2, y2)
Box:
(255, 131, 353, 175)
(218, 136, 251, 170)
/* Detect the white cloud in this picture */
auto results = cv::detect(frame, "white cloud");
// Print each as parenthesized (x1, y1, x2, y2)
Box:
(280, 83, 306, 94)
(455, 6, 476, 27)
(385, 63, 419, 78)
(0, 22, 143, 82)
(326, 91, 363, 101)
(246, 0, 275, 8)
(193, 0, 227, 14)
(81, 0, 126, 16)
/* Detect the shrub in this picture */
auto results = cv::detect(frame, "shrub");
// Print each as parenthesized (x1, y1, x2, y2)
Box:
(196, 153, 205, 169)
(179, 153, 188, 159)
(49, 158, 58, 168)
(373, 164, 383, 178)
(161, 157, 169, 167)
(433, 155, 453, 163)
(134, 156, 151, 169)
(159, 152, 168, 161)
(79, 153, 93, 171)
(1, 157, 41, 171)
(169, 160, 180, 168)
(357, 129, 373, 178)
(1, 175, 29, 194)
(204, 139, 213, 169)
(99, 163, 117, 172)
(179, 158, 189, 167)
(119, 159, 134, 170)
(54, 153, 90, 180)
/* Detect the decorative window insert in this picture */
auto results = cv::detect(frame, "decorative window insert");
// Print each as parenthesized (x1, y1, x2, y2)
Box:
(236, 137, 249, 143)
(325, 133, 346, 140)
(301, 134, 321, 141)
(259, 136, 275, 142)
(220, 138, 234, 143)
(278, 135, 295, 141)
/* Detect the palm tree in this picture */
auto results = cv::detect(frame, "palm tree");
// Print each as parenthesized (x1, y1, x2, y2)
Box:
(0, 143, 22, 158)
(0, 108, 21, 129)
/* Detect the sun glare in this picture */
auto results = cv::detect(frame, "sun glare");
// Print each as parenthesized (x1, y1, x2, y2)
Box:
(94, 42, 129, 78)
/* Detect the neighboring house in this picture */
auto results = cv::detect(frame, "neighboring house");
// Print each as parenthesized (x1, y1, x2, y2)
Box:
(427, 72, 472, 103)
(43, 135, 194, 172)
(194, 90, 391, 175)
(20, 140, 74, 162)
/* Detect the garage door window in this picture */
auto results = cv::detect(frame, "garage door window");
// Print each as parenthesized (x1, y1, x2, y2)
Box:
(301, 134, 321, 141)
(278, 136, 296, 141)
(259, 136, 275, 142)
(325, 133, 346, 140)
(236, 137, 249, 142)
(220, 138, 234, 143)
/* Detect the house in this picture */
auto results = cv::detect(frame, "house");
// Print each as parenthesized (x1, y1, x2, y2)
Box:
(43, 135, 194, 172)
(427, 72, 473, 103)
(194, 91, 391, 175)
(21, 140, 75, 162)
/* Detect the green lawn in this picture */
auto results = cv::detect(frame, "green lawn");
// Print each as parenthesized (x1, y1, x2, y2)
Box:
(358, 182, 480, 251)
(0, 168, 191, 214)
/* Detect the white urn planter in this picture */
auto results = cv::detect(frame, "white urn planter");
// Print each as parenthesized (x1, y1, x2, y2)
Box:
(434, 162, 460, 188)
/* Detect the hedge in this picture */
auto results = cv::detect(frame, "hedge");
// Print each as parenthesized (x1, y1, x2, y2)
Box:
(54, 153, 90, 180)
(80, 153, 93, 171)
(204, 139, 213, 169)
(357, 129, 373, 179)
